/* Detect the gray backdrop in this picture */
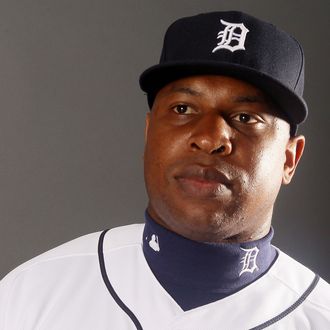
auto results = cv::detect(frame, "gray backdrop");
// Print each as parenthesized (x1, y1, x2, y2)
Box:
(0, 0, 329, 281)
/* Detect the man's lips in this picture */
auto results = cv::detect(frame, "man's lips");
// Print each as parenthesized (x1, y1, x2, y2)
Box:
(174, 166, 232, 198)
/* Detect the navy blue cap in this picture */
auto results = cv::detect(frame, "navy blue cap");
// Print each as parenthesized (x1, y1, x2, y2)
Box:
(139, 11, 308, 134)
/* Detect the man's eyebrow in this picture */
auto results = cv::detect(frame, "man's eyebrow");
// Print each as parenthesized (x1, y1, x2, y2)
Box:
(234, 95, 267, 103)
(169, 86, 203, 96)
(164, 88, 269, 104)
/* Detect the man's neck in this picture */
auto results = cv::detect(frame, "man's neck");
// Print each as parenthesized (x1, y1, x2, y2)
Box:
(142, 212, 277, 310)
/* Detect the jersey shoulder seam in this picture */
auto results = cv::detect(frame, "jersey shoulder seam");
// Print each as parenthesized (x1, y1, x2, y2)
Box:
(2, 224, 144, 283)
(304, 298, 330, 312)
(268, 272, 330, 312)
(268, 272, 305, 296)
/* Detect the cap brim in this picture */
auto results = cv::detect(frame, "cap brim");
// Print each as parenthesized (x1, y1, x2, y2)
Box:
(139, 61, 308, 125)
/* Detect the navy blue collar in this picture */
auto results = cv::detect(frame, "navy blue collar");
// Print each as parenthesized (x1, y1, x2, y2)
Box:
(143, 212, 277, 310)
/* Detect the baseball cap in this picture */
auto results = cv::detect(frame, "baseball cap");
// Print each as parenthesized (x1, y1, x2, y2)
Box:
(139, 11, 308, 135)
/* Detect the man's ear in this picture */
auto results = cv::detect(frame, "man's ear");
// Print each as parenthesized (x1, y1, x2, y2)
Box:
(144, 112, 151, 144)
(282, 135, 305, 185)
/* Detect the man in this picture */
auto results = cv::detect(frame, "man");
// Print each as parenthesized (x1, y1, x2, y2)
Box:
(0, 10, 329, 330)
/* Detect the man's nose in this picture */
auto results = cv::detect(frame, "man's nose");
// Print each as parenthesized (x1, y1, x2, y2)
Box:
(188, 114, 232, 155)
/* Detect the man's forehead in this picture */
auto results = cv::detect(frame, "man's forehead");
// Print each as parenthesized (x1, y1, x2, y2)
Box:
(157, 75, 270, 104)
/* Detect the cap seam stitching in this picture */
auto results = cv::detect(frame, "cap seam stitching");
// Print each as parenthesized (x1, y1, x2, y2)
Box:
(293, 36, 304, 91)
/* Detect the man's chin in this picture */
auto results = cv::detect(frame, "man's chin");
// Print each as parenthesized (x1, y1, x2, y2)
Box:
(165, 208, 245, 242)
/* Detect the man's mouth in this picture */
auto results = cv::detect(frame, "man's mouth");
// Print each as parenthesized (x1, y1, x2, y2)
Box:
(174, 166, 232, 198)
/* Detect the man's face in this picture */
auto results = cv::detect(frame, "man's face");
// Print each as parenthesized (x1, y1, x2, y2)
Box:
(143, 75, 304, 243)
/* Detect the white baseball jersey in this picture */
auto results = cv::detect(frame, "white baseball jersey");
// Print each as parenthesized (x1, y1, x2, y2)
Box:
(0, 224, 329, 329)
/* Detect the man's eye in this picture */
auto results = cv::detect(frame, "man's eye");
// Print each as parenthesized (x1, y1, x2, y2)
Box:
(233, 113, 258, 124)
(172, 104, 192, 114)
